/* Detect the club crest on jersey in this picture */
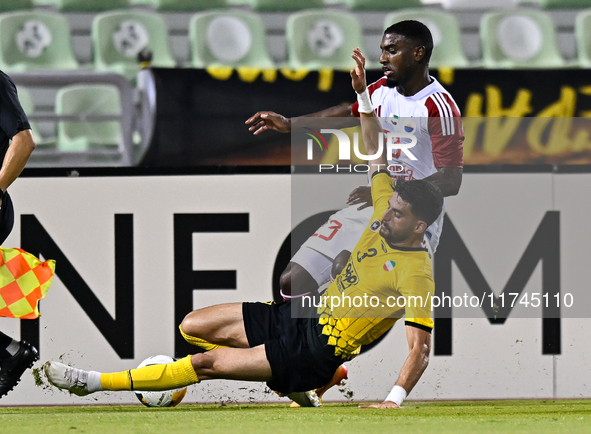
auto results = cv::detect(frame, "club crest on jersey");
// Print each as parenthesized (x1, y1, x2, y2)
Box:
(337, 260, 359, 291)
(369, 219, 381, 232)
(383, 260, 396, 271)
(404, 120, 416, 133)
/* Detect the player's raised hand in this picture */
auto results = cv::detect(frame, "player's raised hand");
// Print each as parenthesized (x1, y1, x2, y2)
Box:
(358, 400, 401, 409)
(245, 111, 291, 135)
(350, 47, 367, 94)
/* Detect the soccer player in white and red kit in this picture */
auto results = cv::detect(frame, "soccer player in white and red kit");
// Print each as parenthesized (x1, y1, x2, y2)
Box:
(247, 21, 464, 302)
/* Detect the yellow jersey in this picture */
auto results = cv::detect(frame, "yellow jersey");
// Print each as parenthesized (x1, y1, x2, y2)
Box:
(308, 171, 434, 361)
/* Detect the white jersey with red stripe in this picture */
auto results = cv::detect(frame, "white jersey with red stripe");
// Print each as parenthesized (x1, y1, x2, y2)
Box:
(351, 76, 464, 251)
(294, 76, 463, 285)
(353, 76, 464, 180)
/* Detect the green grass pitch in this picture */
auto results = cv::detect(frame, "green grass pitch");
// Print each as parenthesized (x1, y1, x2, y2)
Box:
(1, 400, 590, 434)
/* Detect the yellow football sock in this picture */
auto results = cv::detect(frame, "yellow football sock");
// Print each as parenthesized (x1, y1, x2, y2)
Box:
(179, 325, 228, 351)
(100, 355, 199, 391)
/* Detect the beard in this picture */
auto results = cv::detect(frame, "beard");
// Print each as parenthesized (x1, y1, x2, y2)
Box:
(380, 223, 414, 245)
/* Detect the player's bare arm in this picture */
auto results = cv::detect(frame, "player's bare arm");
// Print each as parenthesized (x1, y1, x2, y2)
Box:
(359, 325, 430, 409)
(246, 104, 356, 135)
(0, 129, 35, 208)
(351, 47, 386, 178)
(424, 167, 462, 197)
(346, 186, 373, 211)
(245, 111, 291, 135)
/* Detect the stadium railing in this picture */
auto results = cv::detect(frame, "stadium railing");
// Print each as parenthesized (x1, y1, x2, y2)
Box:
(11, 71, 140, 167)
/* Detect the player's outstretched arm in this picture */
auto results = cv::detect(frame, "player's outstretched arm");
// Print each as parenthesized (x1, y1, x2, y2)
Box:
(359, 325, 430, 409)
(346, 185, 373, 210)
(245, 104, 356, 135)
(424, 166, 462, 197)
(245, 111, 291, 135)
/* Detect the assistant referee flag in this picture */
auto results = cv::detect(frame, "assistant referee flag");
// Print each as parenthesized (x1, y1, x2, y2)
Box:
(0, 247, 55, 319)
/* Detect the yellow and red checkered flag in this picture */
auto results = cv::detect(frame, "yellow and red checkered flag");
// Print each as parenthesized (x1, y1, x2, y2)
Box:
(0, 247, 55, 319)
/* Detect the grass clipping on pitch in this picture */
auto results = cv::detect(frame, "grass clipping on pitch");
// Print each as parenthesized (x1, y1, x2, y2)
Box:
(1, 400, 591, 433)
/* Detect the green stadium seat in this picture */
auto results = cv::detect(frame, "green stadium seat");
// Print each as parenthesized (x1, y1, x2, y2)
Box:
(0, 0, 33, 11)
(286, 10, 366, 70)
(0, 11, 78, 72)
(539, 0, 591, 9)
(141, 0, 227, 11)
(480, 10, 565, 68)
(92, 10, 176, 83)
(441, 0, 517, 9)
(576, 9, 591, 67)
(15, 86, 55, 147)
(384, 10, 470, 68)
(56, 85, 122, 152)
(189, 11, 274, 69)
(345, 0, 421, 11)
(35, 0, 131, 11)
(246, 0, 324, 12)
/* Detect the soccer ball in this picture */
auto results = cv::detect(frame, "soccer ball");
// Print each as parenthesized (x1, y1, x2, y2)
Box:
(134, 355, 188, 408)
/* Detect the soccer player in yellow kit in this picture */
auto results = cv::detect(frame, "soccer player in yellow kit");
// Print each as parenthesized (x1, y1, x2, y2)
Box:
(44, 48, 442, 409)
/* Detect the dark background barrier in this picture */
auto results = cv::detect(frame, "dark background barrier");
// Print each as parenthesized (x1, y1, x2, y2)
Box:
(140, 68, 591, 167)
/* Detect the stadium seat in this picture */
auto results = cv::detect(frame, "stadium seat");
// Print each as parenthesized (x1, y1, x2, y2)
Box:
(140, 0, 227, 11)
(441, 0, 517, 9)
(92, 10, 176, 83)
(246, 0, 323, 11)
(0, 0, 33, 11)
(384, 10, 470, 68)
(480, 10, 565, 68)
(55, 84, 122, 152)
(35, 0, 131, 11)
(16, 87, 54, 146)
(576, 9, 591, 67)
(189, 11, 274, 69)
(345, 0, 421, 11)
(539, 0, 591, 9)
(286, 10, 366, 70)
(0, 11, 78, 72)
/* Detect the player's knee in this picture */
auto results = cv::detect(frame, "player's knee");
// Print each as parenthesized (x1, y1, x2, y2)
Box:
(286, 262, 318, 296)
(279, 266, 291, 293)
(331, 250, 351, 279)
(180, 312, 202, 338)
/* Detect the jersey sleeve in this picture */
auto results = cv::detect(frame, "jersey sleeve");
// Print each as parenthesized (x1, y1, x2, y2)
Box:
(398, 273, 434, 332)
(371, 170, 395, 217)
(0, 72, 31, 139)
(426, 92, 464, 168)
(351, 77, 387, 118)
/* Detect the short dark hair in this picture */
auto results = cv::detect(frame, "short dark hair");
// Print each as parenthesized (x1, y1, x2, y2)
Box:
(384, 20, 433, 63)
(395, 179, 443, 227)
